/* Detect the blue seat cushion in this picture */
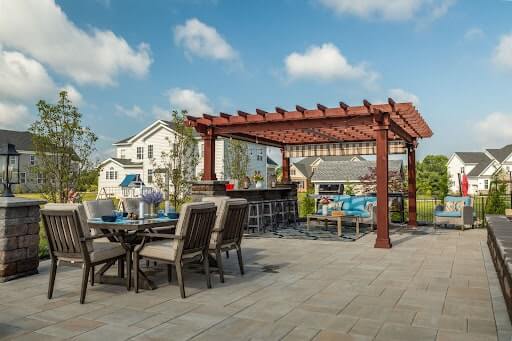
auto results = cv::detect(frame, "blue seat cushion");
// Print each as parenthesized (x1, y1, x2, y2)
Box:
(445, 196, 471, 207)
(435, 211, 462, 218)
(344, 210, 370, 218)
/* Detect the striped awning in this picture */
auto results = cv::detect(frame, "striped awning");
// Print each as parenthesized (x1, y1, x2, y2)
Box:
(284, 141, 407, 158)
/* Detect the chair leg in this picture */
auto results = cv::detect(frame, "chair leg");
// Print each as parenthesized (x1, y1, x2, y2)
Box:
(225, 251, 229, 258)
(90, 265, 95, 286)
(118, 258, 124, 278)
(134, 253, 139, 293)
(203, 252, 212, 289)
(80, 263, 90, 304)
(167, 264, 172, 283)
(236, 247, 245, 275)
(48, 259, 57, 299)
(215, 249, 225, 283)
(176, 262, 186, 299)
(126, 252, 132, 291)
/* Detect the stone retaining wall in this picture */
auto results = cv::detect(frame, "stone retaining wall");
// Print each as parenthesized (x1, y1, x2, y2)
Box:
(0, 197, 46, 282)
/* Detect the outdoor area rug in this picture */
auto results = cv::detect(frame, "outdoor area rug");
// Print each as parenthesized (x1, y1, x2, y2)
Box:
(244, 222, 372, 242)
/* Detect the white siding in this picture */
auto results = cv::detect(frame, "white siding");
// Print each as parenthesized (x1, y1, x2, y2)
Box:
(98, 160, 142, 191)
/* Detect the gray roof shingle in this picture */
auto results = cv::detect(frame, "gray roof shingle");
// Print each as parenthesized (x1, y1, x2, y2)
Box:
(486, 145, 512, 163)
(0, 129, 34, 151)
(292, 156, 366, 178)
(311, 160, 403, 182)
(454, 152, 490, 164)
(111, 158, 143, 167)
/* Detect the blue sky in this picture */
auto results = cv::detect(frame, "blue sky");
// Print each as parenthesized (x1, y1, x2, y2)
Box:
(1, 0, 512, 162)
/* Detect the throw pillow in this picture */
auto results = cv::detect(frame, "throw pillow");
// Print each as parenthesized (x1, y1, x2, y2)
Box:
(445, 201, 457, 212)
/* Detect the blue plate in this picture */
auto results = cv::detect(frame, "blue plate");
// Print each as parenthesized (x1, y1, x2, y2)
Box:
(101, 215, 117, 222)
(167, 212, 179, 219)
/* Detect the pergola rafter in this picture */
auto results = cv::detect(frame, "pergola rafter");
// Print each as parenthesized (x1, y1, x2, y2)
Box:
(186, 99, 433, 249)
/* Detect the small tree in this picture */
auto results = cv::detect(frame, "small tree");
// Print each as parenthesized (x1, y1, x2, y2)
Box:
(29, 91, 97, 203)
(486, 171, 507, 214)
(416, 155, 449, 198)
(225, 139, 249, 184)
(154, 110, 199, 209)
(299, 188, 316, 217)
(344, 183, 355, 195)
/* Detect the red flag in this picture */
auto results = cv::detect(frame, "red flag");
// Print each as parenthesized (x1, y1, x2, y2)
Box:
(461, 173, 469, 196)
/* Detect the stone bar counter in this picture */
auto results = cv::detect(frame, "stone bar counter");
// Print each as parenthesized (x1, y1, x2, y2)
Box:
(191, 181, 297, 202)
(0, 197, 46, 282)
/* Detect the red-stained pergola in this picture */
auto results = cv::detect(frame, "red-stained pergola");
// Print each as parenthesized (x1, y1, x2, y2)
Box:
(186, 98, 433, 248)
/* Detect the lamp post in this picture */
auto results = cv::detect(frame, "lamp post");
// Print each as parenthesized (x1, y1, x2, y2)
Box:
(0, 144, 20, 197)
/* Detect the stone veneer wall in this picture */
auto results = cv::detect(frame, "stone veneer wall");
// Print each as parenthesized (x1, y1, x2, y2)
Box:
(0, 197, 46, 282)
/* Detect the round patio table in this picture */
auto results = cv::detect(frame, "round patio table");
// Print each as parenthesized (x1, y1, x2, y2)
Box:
(88, 217, 178, 290)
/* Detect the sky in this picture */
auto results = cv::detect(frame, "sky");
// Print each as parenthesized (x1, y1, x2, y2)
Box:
(1, 0, 512, 163)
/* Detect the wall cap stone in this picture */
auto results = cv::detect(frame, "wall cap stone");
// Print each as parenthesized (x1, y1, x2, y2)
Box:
(0, 197, 46, 208)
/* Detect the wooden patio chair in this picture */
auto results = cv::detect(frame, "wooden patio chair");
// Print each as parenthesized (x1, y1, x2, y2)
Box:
(201, 197, 248, 282)
(41, 207, 128, 304)
(133, 202, 217, 298)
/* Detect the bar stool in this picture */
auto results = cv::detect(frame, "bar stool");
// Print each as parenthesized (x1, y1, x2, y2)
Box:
(274, 199, 287, 228)
(247, 201, 263, 233)
(261, 200, 276, 231)
(287, 199, 298, 227)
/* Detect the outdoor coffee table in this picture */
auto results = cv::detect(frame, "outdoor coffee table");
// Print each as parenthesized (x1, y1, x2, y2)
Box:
(88, 217, 178, 290)
(306, 214, 360, 238)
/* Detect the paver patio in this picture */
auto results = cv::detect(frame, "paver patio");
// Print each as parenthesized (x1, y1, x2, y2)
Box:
(0, 226, 510, 340)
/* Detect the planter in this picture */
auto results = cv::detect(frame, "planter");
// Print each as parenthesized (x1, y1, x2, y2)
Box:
(255, 181, 263, 189)
(322, 205, 329, 216)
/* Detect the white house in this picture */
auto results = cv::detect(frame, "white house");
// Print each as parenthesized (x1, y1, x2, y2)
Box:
(447, 144, 512, 195)
(98, 120, 269, 198)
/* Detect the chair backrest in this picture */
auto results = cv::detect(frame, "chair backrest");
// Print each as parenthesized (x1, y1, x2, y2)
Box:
(221, 199, 248, 246)
(83, 200, 116, 219)
(41, 208, 88, 261)
(173, 202, 217, 259)
(201, 196, 230, 246)
(44, 203, 93, 251)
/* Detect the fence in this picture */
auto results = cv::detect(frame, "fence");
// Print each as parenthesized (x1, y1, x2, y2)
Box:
(412, 195, 512, 226)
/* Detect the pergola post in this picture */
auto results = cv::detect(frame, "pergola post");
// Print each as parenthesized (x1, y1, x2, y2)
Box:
(407, 142, 417, 228)
(374, 113, 392, 249)
(281, 148, 290, 184)
(201, 128, 217, 181)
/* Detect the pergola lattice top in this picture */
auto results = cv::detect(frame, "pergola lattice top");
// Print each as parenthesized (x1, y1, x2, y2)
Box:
(186, 99, 433, 147)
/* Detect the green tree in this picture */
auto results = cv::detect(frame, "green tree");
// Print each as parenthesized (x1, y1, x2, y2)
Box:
(225, 139, 249, 184)
(299, 189, 316, 217)
(416, 155, 449, 198)
(486, 170, 507, 214)
(29, 91, 97, 203)
(153, 110, 199, 209)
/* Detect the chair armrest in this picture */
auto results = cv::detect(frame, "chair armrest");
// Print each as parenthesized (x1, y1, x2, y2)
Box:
(81, 233, 116, 241)
(462, 206, 473, 224)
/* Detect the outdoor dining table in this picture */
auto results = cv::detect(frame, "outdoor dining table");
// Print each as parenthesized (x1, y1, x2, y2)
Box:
(88, 217, 178, 290)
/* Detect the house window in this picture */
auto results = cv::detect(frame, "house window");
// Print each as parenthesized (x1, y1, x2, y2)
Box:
(147, 169, 153, 184)
(136, 147, 144, 160)
(30, 155, 36, 165)
(20, 172, 26, 184)
(37, 173, 45, 184)
(9, 156, 16, 166)
(484, 179, 489, 190)
(291, 169, 296, 176)
(120, 149, 126, 159)
(257, 149, 263, 161)
(148, 145, 154, 159)
(105, 167, 118, 180)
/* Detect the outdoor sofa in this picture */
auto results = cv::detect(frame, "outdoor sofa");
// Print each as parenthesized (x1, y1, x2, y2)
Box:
(316, 195, 377, 228)
(434, 196, 473, 230)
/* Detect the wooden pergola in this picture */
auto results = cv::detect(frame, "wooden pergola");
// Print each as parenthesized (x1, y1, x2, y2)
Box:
(186, 98, 433, 248)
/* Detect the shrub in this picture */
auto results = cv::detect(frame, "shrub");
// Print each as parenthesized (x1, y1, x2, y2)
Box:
(299, 190, 316, 218)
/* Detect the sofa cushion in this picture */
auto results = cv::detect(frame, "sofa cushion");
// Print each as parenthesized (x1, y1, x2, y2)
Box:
(344, 210, 371, 218)
(445, 196, 471, 207)
(435, 211, 462, 218)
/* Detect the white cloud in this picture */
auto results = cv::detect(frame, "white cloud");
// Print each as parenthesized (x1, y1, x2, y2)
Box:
(388, 88, 420, 105)
(474, 112, 512, 146)
(167, 88, 213, 116)
(0, 48, 56, 102)
(59, 84, 83, 106)
(174, 18, 238, 62)
(0, 102, 32, 130)
(493, 33, 512, 72)
(114, 104, 145, 119)
(317, 0, 455, 21)
(0, 0, 152, 86)
(152, 105, 171, 120)
(284, 43, 378, 83)
(464, 27, 485, 41)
